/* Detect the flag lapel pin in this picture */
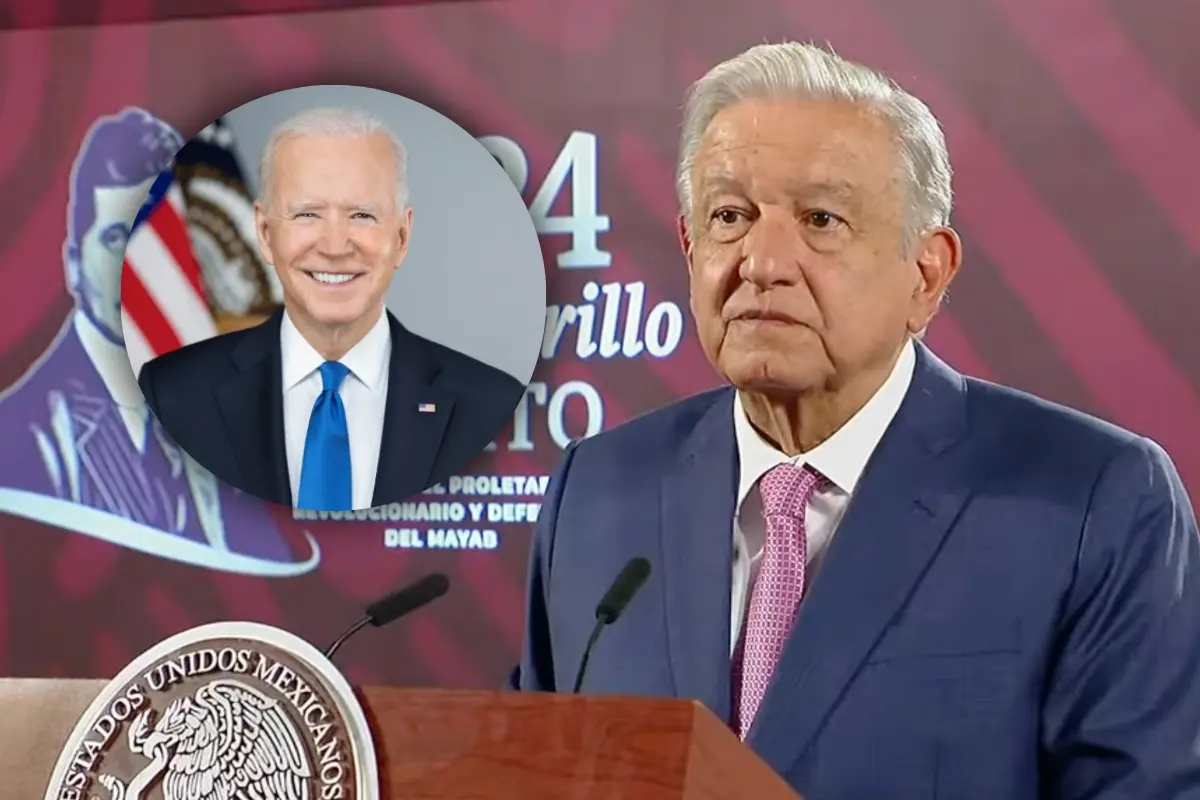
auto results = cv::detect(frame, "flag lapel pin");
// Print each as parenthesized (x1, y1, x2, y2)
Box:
(418, 403, 437, 413)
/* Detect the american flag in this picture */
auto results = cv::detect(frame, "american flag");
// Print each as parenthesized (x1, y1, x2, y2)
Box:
(121, 168, 218, 377)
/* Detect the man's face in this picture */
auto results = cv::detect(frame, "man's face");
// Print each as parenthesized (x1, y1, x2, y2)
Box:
(79, 179, 155, 339)
(255, 132, 410, 335)
(682, 97, 956, 397)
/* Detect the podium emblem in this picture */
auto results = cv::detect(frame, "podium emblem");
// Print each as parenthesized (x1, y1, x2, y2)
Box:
(43, 621, 378, 800)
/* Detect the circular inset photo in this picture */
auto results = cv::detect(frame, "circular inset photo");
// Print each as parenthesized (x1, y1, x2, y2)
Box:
(122, 86, 545, 512)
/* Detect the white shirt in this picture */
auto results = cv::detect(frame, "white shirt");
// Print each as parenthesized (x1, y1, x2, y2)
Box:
(730, 338, 916, 653)
(76, 311, 150, 451)
(281, 308, 390, 510)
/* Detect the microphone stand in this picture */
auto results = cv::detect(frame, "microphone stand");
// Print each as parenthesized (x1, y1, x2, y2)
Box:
(324, 616, 371, 659)
(571, 618, 607, 693)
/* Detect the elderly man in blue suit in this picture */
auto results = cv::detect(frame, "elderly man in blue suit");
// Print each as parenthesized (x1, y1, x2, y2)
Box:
(512, 42, 1200, 798)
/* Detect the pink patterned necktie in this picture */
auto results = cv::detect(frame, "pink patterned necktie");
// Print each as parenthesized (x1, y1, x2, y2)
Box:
(733, 463, 826, 739)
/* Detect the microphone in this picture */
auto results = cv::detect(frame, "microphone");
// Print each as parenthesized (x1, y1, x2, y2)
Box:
(571, 557, 652, 693)
(323, 572, 450, 659)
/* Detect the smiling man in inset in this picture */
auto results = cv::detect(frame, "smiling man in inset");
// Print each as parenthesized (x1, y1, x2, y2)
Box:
(138, 106, 523, 512)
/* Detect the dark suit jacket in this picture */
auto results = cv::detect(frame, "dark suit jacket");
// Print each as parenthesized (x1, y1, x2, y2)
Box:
(138, 308, 524, 507)
(513, 342, 1200, 798)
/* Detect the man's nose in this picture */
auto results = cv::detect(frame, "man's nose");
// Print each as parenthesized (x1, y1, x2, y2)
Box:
(315, 218, 355, 257)
(739, 208, 805, 288)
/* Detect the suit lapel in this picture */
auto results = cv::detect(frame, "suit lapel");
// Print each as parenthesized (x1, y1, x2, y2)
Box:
(214, 309, 291, 506)
(745, 344, 973, 774)
(660, 390, 738, 722)
(372, 314, 454, 506)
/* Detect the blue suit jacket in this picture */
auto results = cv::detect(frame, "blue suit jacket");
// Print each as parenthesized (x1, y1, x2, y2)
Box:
(513, 343, 1200, 798)
(138, 308, 523, 507)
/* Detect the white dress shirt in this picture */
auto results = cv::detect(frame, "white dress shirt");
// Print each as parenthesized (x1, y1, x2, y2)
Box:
(77, 311, 150, 450)
(282, 309, 390, 510)
(730, 338, 916, 653)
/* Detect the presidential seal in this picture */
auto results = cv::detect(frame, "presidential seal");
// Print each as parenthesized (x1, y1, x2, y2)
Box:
(43, 622, 378, 800)
(174, 118, 281, 318)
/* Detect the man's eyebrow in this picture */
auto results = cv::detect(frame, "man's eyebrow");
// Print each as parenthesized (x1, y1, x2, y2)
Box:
(697, 176, 745, 200)
(796, 179, 861, 202)
(696, 177, 861, 203)
(283, 202, 386, 214)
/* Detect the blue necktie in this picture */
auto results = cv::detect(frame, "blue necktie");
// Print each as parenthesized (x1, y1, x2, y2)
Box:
(297, 361, 352, 511)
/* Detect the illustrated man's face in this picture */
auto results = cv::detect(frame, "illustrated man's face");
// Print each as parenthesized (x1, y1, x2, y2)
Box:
(256, 132, 411, 337)
(78, 179, 155, 340)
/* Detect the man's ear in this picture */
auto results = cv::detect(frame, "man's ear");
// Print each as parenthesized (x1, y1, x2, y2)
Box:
(254, 201, 274, 266)
(678, 215, 695, 278)
(395, 206, 413, 267)
(907, 225, 962, 334)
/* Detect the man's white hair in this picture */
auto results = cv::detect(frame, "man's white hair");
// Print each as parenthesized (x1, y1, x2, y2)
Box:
(676, 42, 953, 246)
(258, 106, 410, 211)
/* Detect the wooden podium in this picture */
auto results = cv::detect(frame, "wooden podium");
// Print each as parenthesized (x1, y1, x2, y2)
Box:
(0, 679, 800, 799)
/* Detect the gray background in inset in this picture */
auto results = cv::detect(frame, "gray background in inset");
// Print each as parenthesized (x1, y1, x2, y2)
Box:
(224, 85, 545, 383)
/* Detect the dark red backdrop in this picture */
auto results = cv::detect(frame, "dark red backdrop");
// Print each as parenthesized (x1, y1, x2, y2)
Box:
(0, 0, 1196, 688)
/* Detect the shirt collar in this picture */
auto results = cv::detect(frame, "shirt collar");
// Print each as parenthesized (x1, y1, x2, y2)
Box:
(280, 307, 391, 393)
(75, 310, 145, 409)
(734, 337, 916, 507)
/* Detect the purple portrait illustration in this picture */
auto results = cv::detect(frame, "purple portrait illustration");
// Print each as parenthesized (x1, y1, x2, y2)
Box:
(0, 108, 318, 576)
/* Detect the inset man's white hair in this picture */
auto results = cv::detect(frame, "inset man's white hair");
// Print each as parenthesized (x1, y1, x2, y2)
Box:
(676, 42, 953, 247)
(258, 106, 410, 211)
